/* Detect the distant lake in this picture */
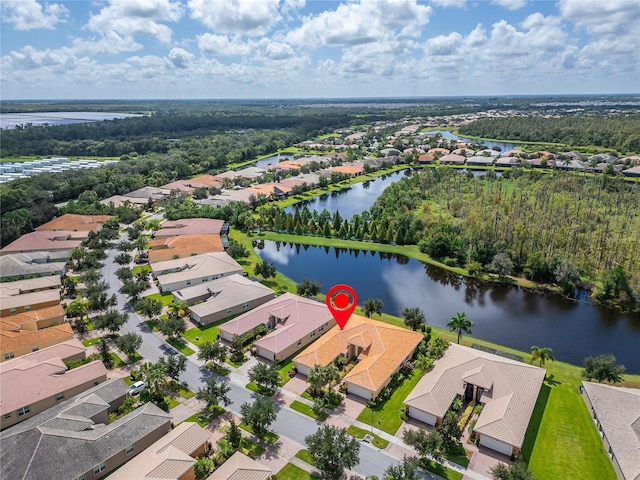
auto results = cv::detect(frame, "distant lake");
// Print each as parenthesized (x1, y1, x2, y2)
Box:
(256, 153, 296, 168)
(427, 130, 519, 152)
(0, 112, 145, 129)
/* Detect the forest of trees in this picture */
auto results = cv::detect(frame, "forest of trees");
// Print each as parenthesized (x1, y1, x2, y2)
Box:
(459, 115, 640, 154)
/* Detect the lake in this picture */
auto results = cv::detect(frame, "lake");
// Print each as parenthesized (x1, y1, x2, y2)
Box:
(0, 112, 145, 129)
(255, 241, 640, 373)
(256, 153, 297, 168)
(284, 169, 411, 219)
(427, 130, 520, 152)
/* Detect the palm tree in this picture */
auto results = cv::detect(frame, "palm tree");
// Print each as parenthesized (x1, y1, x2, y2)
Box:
(167, 300, 188, 319)
(447, 312, 474, 344)
(531, 346, 555, 367)
(140, 361, 168, 399)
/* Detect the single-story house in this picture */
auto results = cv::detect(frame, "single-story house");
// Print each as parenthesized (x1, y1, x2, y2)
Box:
(0, 230, 86, 255)
(155, 218, 228, 238)
(207, 452, 272, 480)
(0, 352, 108, 429)
(467, 156, 494, 166)
(219, 293, 336, 362)
(622, 166, 640, 177)
(556, 160, 589, 171)
(35, 214, 114, 232)
(1, 304, 65, 332)
(0, 378, 170, 480)
(1, 322, 74, 362)
(0, 288, 60, 317)
(495, 157, 519, 168)
(581, 381, 640, 480)
(174, 274, 275, 325)
(152, 252, 243, 293)
(404, 343, 545, 457)
(294, 315, 423, 400)
(418, 154, 435, 164)
(149, 234, 225, 263)
(0, 254, 65, 280)
(440, 154, 466, 165)
(0, 275, 61, 296)
(122, 186, 170, 200)
(476, 149, 501, 157)
(100, 195, 149, 208)
(109, 422, 211, 480)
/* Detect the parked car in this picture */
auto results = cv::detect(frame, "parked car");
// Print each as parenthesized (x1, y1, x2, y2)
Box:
(129, 381, 146, 395)
(134, 258, 149, 264)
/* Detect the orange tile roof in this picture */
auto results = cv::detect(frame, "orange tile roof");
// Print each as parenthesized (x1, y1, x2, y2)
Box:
(0, 322, 73, 355)
(35, 214, 113, 232)
(332, 165, 364, 175)
(246, 184, 276, 196)
(188, 174, 223, 188)
(427, 148, 450, 155)
(148, 234, 224, 263)
(294, 315, 423, 395)
(0, 231, 85, 253)
(0, 305, 65, 331)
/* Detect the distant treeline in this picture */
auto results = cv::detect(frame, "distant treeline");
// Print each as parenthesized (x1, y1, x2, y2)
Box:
(459, 115, 640, 154)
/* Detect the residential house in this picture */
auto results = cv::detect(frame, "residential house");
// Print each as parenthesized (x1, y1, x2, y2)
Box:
(35, 214, 114, 232)
(439, 154, 466, 165)
(556, 159, 588, 171)
(100, 195, 149, 208)
(466, 156, 494, 166)
(0, 288, 60, 317)
(476, 149, 500, 158)
(1, 322, 74, 362)
(155, 218, 228, 238)
(152, 252, 243, 292)
(10, 338, 86, 364)
(161, 180, 198, 194)
(427, 148, 450, 156)
(235, 166, 267, 180)
(1, 304, 65, 332)
(0, 275, 62, 296)
(0, 254, 66, 280)
(0, 378, 171, 480)
(123, 186, 171, 200)
(581, 381, 640, 480)
(331, 164, 364, 176)
(173, 274, 275, 325)
(495, 157, 519, 168)
(109, 422, 211, 480)
(418, 154, 435, 164)
(206, 452, 272, 480)
(0, 352, 108, 429)
(219, 293, 336, 362)
(0, 230, 86, 255)
(404, 343, 545, 457)
(294, 315, 423, 400)
(622, 166, 640, 177)
(187, 174, 224, 189)
(149, 234, 225, 263)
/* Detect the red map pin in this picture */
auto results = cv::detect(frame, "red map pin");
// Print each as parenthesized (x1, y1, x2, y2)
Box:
(326, 284, 358, 330)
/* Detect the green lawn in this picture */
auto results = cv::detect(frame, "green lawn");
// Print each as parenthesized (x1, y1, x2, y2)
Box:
(82, 337, 102, 347)
(127, 351, 143, 362)
(145, 320, 159, 332)
(183, 413, 211, 427)
(422, 459, 463, 480)
(356, 369, 423, 435)
(346, 425, 389, 449)
(240, 438, 265, 459)
(183, 319, 226, 346)
(290, 400, 328, 421)
(110, 353, 126, 368)
(146, 292, 176, 306)
(295, 449, 314, 465)
(165, 396, 180, 409)
(239, 423, 279, 444)
(132, 265, 152, 276)
(246, 382, 275, 397)
(169, 381, 195, 399)
(166, 337, 195, 356)
(206, 363, 231, 376)
(276, 463, 320, 480)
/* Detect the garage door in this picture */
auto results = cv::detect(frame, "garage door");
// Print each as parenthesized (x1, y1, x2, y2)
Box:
(296, 364, 309, 376)
(479, 434, 513, 456)
(257, 347, 275, 361)
(347, 383, 372, 400)
(408, 407, 437, 426)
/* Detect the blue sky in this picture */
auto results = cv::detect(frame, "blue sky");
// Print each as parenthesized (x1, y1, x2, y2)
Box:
(1, 0, 639, 99)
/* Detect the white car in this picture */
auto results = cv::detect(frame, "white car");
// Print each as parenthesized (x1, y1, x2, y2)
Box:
(128, 381, 146, 395)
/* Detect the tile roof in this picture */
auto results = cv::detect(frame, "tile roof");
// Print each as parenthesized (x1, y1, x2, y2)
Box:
(160, 180, 196, 192)
(109, 423, 210, 480)
(124, 186, 171, 199)
(155, 218, 226, 237)
(0, 276, 61, 295)
(1, 338, 85, 364)
(582, 381, 640, 480)
(149, 234, 224, 263)
(100, 195, 149, 207)
(294, 315, 423, 394)
(0, 231, 85, 253)
(0, 322, 73, 355)
(0, 387, 170, 480)
(332, 164, 364, 175)
(206, 451, 272, 480)
(221, 293, 334, 355)
(188, 174, 224, 188)
(35, 214, 113, 232)
(152, 253, 243, 289)
(0, 304, 65, 330)
(174, 274, 274, 313)
(404, 344, 545, 449)
(0, 289, 60, 311)
(440, 154, 467, 164)
(0, 357, 108, 413)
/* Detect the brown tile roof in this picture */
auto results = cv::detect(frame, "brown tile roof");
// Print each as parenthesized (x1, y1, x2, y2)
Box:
(428, 148, 450, 155)
(0, 322, 73, 356)
(206, 452, 271, 480)
(149, 234, 224, 263)
(155, 218, 225, 237)
(160, 180, 195, 193)
(404, 344, 545, 449)
(35, 214, 113, 232)
(0, 231, 85, 253)
(4, 339, 85, 364)
(294, 315, 423, 395)
(332, 164, 364, 175)
(0, 305, 65, 331)
(188, 174, 224, 188)
(0, 357, 107, 413)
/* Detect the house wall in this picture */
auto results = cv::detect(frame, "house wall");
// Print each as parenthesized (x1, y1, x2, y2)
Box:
(259, 319, 337, 363)
(1, 299, 60, 317)
(191, 293, 275, 326)
(159, 269, 243, 293)
(0, 373, 108, 429)
(79, 419, 171, 480)
(179, 468, 196, 480)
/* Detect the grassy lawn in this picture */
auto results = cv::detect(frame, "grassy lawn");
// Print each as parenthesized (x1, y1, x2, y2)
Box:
(146, 292, 176, 306)
(295, 449, 314, 465)
(246, 382, 276, 397)
(301, 390, 342, 409)
(347, 425, 389, 449)
(182, 317, 228, 346)
(122, 376, 135, 386)
(132, 265, 152, 276)
(239, 423, 279, 444)
(145, 320, 159, 332)
(240, 438, 265, 459)
(110, 353, 126, 368)
(227, 356, 246, 368)
(206, 363, 231, 376)
(183, 413, 211, 427)
(290, 400, 328, 421)
(127, 351, 143, 362)
(82, 337, 102, 347)
(165, 396, 180, 409)
(276, 463, 320, 480)
(422, 459, 463, 480)
(166, 337, 195, 356)
(168, 381, 195, 399)
(357, 368, 423, 435)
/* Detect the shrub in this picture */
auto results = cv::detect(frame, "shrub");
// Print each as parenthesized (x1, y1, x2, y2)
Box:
(458, 405, 474, 430)
(288, 368, 297, 378)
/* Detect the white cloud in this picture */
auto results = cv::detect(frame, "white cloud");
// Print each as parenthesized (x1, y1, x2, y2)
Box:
(86, 0, 182, 45)
(2, 45, 76, 71)
(198, 34, 295, 61)
(188, 0, 280, 35)
(1, 0, 68, 30)
(430, 0, 466, 8)
(72, 32, 143, 55)
(167, 47, 194, 69)
(424, 32, 462, 55)
(491, 0, 527, 10)
(559, 0, 640, 36)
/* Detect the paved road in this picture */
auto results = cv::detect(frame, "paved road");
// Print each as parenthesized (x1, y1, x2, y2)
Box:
(101, 237, 419, 478)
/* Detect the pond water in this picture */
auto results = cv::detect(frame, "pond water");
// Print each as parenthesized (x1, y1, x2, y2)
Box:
(427, 130, 520, 152)
(255, 241, 640, 372)
(284, 169, 410, 219)
(0, 112, 145, 129)
(256, 153, 297, 168)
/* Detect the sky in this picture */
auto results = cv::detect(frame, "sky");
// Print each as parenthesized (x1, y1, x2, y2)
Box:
(1, 0, 639, 100)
